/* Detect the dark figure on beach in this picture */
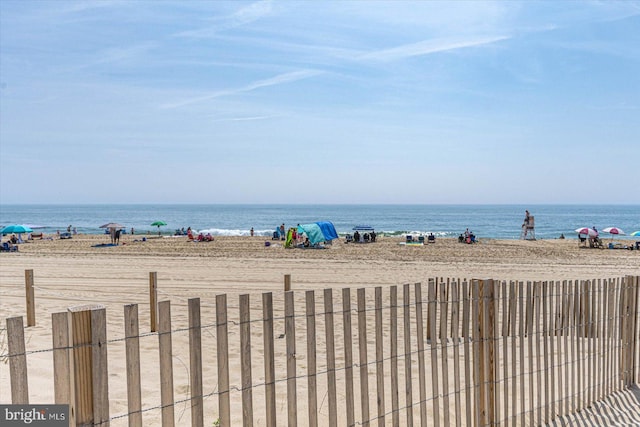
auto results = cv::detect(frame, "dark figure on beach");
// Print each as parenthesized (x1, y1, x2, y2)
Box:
(115, 229, 121, 244)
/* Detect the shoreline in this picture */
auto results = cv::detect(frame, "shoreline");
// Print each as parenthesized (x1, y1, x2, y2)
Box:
(1, 234, 638, 425)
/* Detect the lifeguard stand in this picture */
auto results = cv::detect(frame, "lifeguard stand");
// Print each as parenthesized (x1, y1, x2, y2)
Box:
(520, 216, 536, 240)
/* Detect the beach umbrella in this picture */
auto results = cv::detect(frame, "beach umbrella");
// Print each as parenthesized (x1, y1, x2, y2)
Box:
(1, 224, 33, 235)
(100, 223, 125, 243)
(631, 231, 640, 237)
(602, 227, 625, 235)
(100, 223, 125, 229)
(151, 220, 167, 234)
(574, 227, 598, 237)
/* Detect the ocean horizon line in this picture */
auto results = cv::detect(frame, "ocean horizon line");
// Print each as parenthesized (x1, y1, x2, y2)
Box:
(2, 202, 639, 207)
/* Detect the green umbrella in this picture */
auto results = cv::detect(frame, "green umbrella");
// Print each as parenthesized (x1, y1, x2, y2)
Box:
(151, 221, 167, 234)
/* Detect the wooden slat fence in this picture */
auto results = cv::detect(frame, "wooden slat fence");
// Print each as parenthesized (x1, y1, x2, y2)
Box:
(2, 275, 639, 426)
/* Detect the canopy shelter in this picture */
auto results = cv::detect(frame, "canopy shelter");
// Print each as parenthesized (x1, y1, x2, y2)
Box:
(296, 221, 339, 245)
(349, 225, 377, 243)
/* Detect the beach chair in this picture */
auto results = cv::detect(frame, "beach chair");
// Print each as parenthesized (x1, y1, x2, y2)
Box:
(2, 242, 18, 252)
(591, 237, 604, 249)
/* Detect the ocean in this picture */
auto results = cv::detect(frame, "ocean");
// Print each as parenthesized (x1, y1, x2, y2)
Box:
(0, 204, 637, 240)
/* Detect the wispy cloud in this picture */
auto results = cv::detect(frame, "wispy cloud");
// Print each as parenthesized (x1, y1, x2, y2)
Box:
(174, 0, 273, 38)
(360, 35, 511, 62)
(161, 69, 323, 109)
(211, 114, 281, 122)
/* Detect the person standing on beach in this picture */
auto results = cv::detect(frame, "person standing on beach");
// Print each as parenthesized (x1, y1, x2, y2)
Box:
(280, 224, 285, 240)
(250, 227, 254, 237)
(115, 229, 121, 244)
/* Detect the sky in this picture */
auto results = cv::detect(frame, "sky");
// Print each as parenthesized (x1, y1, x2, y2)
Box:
(1, 1, 639, 205)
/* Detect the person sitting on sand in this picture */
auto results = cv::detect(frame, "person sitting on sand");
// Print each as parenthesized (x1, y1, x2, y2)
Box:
(303, 237, 310, 247)
(10, 234, 18, 244)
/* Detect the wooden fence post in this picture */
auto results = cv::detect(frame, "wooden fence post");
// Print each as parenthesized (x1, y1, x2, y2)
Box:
(68, 304, 108, 427)
(25, 269, 35, 327)
(285, 291, 297, 427)
(52, 311, 71, 405)
(149, 272, 158, 332)
(284, 274, 291, 292)
(158, 300, 175, 427)
(389, 286, 399, 427)
(262, 292, 277, 427)
(239, 295, 253, 427)
(633, 276, 640, 385)
(342, 288, 355, 427)
(124, 304, 142, 427)
(6, 316, 28, 404)
(306, 291, 318, 427)
(402, 284, 413, 427)
(374, 287, 386, 427)
(324, 288, 338, 426)
(414, 282, 427, 427)
(189, 298, 204, 427)
(477, 279, 497, 427)
(358, 287, 371, 427)
(216, 294, 230, 427)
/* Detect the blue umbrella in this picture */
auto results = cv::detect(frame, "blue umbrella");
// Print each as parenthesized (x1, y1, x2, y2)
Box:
(1, 224, 33, 234)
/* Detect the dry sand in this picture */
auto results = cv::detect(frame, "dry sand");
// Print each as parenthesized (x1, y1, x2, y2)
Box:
(1, 234, 639, 425)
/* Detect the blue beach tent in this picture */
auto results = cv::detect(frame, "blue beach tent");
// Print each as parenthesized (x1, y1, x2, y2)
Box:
(297, 221, 339, 245)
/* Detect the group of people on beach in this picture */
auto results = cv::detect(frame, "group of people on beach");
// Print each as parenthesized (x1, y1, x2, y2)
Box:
(459, 228, 476, 244)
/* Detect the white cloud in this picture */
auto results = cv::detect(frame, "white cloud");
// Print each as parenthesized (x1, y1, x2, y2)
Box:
(360, 35, 510, 62)
(161, 69, 323, 109)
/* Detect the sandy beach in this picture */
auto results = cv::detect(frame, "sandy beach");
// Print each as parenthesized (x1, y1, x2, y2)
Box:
(1, 234, 639, 425)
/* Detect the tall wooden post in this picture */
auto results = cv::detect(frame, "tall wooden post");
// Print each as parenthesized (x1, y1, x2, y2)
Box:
(7, 316, 28, 404)
(477, 279, 497, 426)
(68, 304, 109, 427)
(284, 274, 291, 292)
(25, 269, 35, 327)
(149, 272, 158, 332)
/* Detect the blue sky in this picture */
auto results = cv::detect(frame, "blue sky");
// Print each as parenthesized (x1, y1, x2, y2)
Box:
(1, 1, 639, 204)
